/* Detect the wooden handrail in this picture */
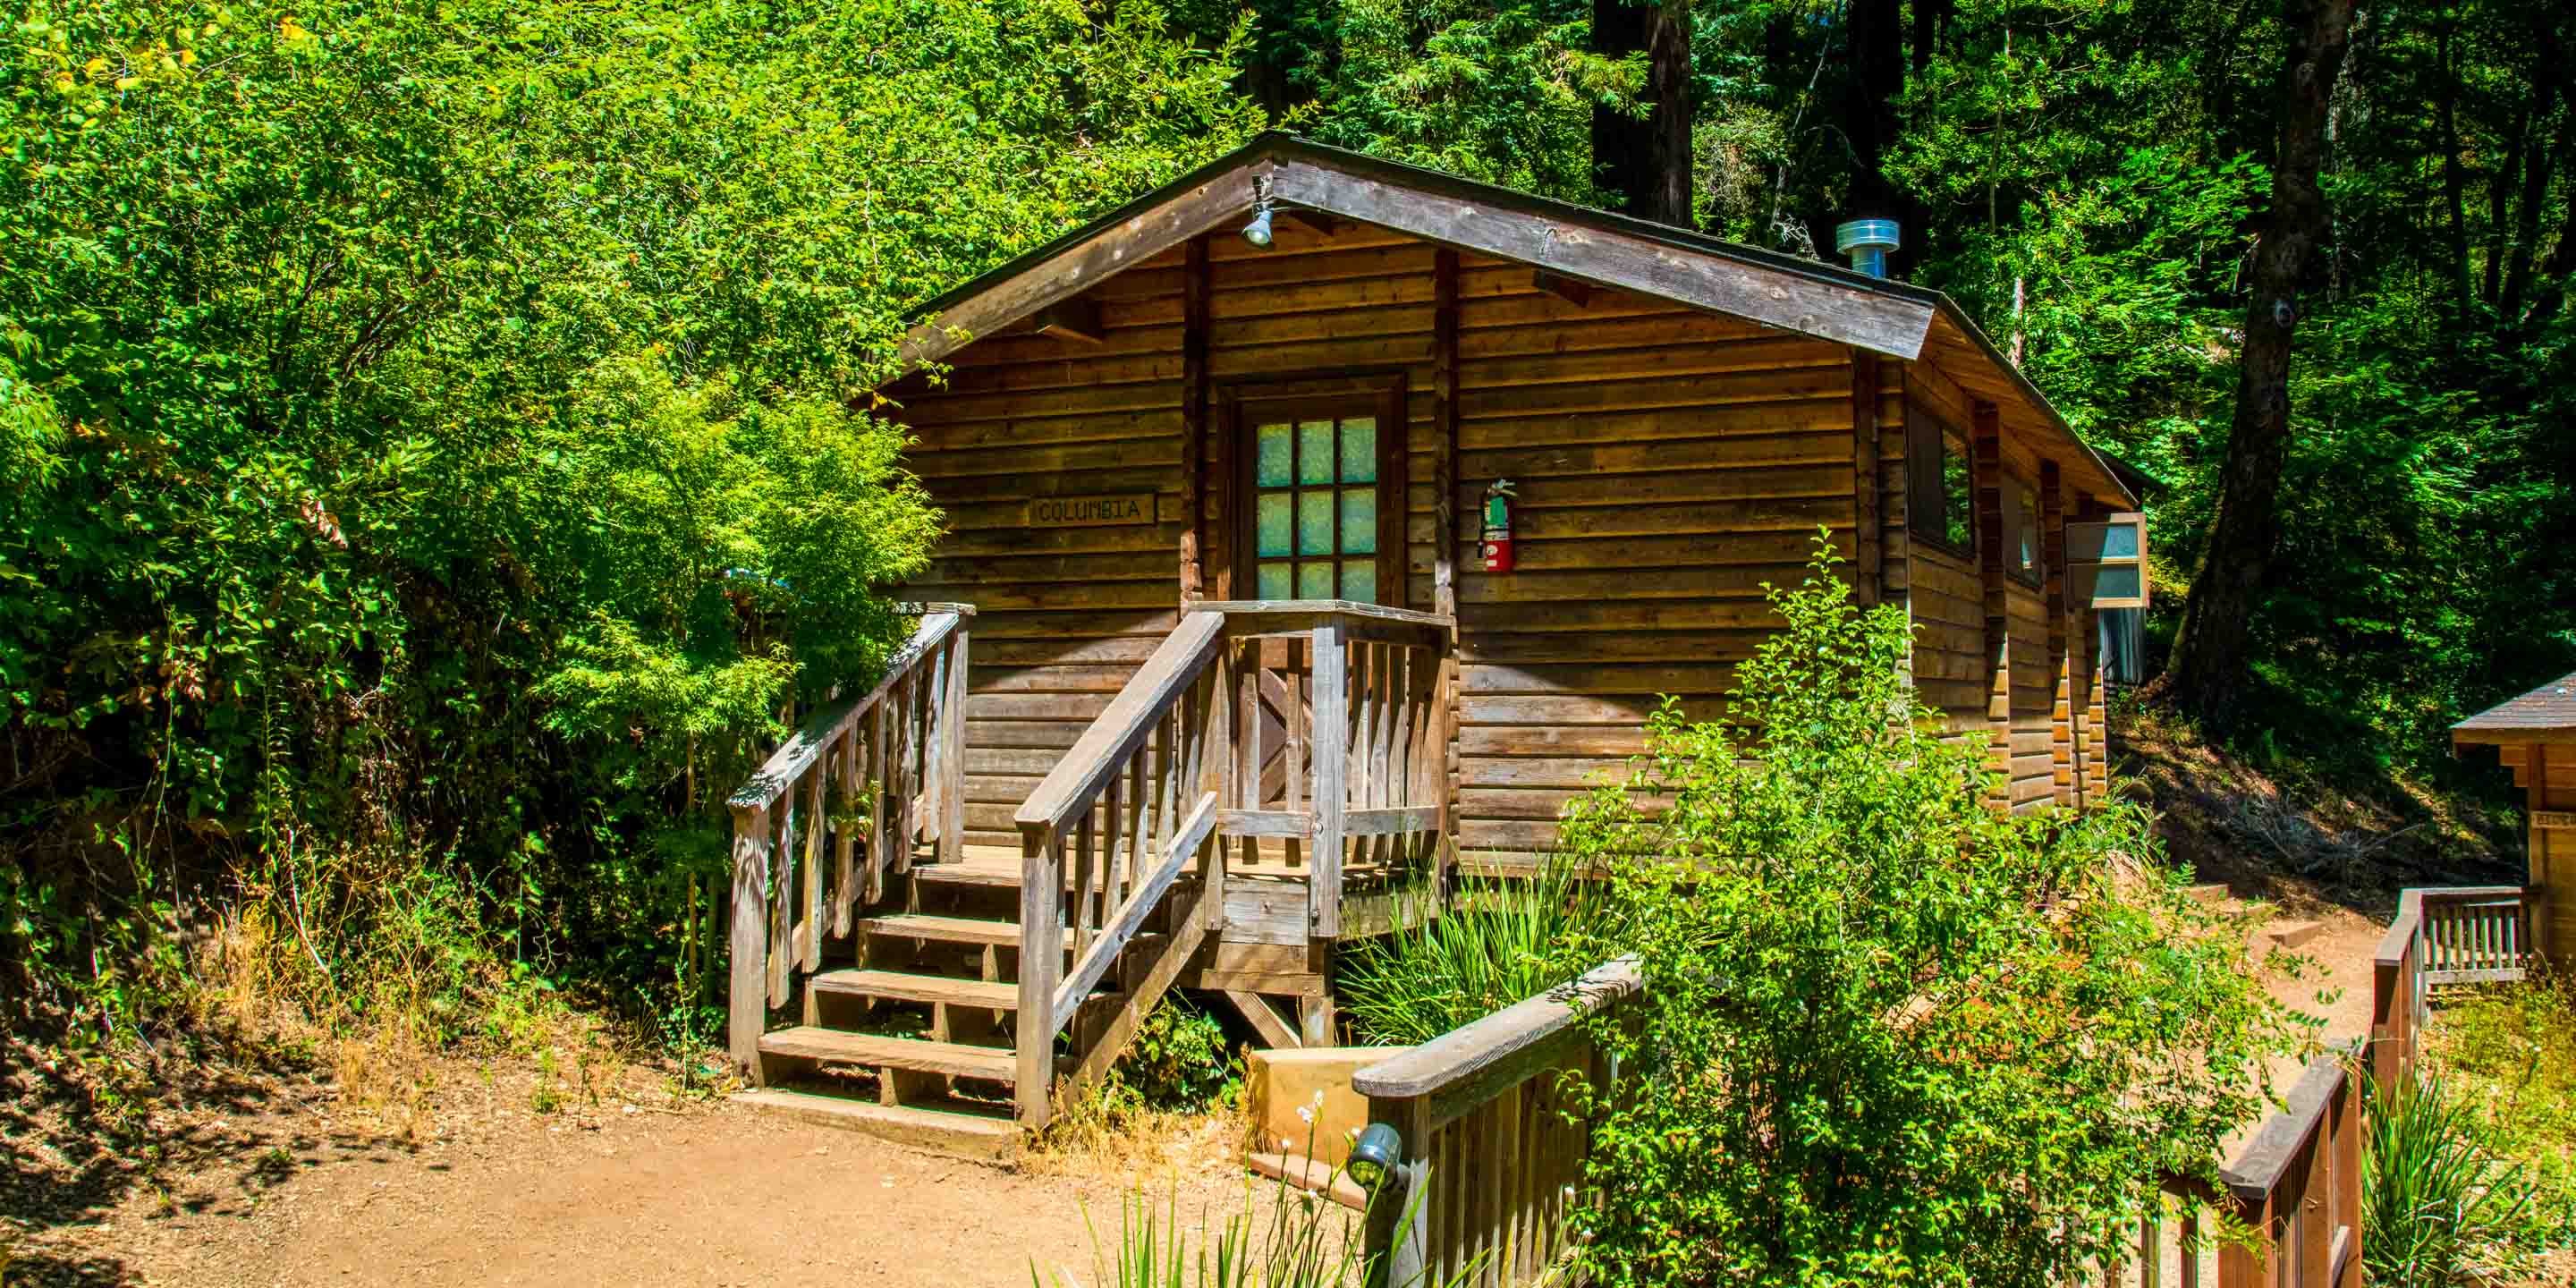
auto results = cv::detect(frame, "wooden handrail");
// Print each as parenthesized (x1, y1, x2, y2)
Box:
(1355, 957, 1640, 1103)
(2219, 1053, 2349, 1201)
(1014, 611, 1227, 833)
(729, 605, 973, 814)
(726, 604, 973, 1077)
(1052, 790, 1219, 1031)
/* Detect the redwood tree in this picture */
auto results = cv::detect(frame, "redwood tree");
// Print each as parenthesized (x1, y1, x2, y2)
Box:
(2167, 0, 2360, 724)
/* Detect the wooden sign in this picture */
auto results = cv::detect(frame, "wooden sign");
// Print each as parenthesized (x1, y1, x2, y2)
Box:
(1026, 493, 1153, 527)
(2536, 810, 2576, 830)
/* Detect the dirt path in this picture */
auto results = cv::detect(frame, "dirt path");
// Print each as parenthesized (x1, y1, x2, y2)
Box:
(10, 1073, 1263, 1288)
(7, 887, 2397, 1287)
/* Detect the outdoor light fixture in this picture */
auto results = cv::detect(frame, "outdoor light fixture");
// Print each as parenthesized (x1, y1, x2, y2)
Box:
(1242, 174, 1276, 249)
(1345, 1122, 1402, 1190)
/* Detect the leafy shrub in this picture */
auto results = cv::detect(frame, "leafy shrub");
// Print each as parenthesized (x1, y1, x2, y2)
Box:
(1339, 860, 1631, 1046)
(2362, 1070, 2546, 1285)
(0, 0, 1263, 1053)
(1114, 993, 1241, 1113)
(1551, 539, 2302, 1287)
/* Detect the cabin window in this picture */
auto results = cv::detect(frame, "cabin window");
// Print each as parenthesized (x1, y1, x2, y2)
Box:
(2005, 479, 2042, 586)
(1250, 413, 1379, 602)
(1908, 410, 1976, 559)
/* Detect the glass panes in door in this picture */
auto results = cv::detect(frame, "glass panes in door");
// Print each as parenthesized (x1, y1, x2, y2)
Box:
(1251, 415, 1379, 603)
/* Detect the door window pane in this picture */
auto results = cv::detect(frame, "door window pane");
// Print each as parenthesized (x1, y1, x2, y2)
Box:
(1338, 418, 1377, 483)
(1256, 493, 1292, 557)
(1339, 560, 1376, 604)
(1297, 421, 1335, 485)
(1339, 487, 1377, 554)
(1256, 422, 1293, 487)
(1297, 490, 1335, 555)
(1257, 562, 1292, 599)
(1297, 562, 1335, 598)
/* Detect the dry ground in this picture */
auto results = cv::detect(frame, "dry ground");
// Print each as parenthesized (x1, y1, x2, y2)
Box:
(5, 910, 2388, 1288)
(3, 1046, 1267, 1288)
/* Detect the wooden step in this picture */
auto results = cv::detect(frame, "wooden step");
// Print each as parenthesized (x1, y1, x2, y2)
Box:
(757, 1026, 1017, 1083)
(2186, 883, 2233, 905)
(733, 1088, 1020, 1164)
(908, 860, 1022, 891)
(809, 969, 1021, 1011)
(2266, 919, 2326, 950)
(858, 914, 1025, 947)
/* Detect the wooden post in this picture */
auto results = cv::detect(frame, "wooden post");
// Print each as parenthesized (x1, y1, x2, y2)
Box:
(1971, 402, 2011, 806)
(1016, 827, 1065, 1127)
(2040, 459, 2072, 808)
(940, 629, 969, 866)
(1206, 636, 1232, 931)
(1180, 237, 1210, 603)
(1850, 350, 1883, 607)
(1360, 1096, 1434, 1288)
(1310, 619, 1350, 937)
(728, 803, 770, 1081)
(2332, 1072, 2362, 1288)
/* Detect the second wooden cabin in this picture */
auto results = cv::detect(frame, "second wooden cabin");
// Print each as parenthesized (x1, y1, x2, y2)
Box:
(724, 133, 2151, 1151)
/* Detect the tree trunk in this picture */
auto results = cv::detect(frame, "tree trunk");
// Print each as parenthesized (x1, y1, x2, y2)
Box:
(2504, 22, 2569, 321)
(1641, 0, 1693, 227)
(1594, 0, 1693, 226)
(2437, 19, 2474, 303)
(2167, 0, 2360, 725)
(1844, 0, 1909, 220)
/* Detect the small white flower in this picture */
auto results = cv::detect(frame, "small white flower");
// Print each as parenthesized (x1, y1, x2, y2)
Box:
(1278, 1136, 1292, 1150)
(1296, 1105, 1315, 1124)
(1345, 1127, 1360, 1140)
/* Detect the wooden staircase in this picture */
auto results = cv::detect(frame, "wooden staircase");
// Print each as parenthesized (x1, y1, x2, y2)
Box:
(724, 599, 1455, 1161)
(738, 843, 1206, 1162)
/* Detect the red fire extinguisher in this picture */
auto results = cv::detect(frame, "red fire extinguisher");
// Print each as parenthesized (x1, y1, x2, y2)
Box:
(1479, 479, 1517, 572)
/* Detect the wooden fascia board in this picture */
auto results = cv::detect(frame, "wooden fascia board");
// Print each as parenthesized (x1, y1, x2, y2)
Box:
(1267, 157, 1934, 358)
(898, 158, 1274, 369)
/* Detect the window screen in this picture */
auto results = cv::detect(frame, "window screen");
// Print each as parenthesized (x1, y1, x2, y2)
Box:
(1250, 414, 1379, 602)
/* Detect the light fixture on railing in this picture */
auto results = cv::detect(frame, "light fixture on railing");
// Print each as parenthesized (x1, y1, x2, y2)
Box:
(1345, 1122, 1402, 1190)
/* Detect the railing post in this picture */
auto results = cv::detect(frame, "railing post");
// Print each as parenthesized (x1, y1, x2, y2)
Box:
(940, 626, 969, 866)
(1016, 825, 1063, 1127)
(2333, 1069, 2361, 1288)
(1360, 1094, 1434, 1288)
(1310, 618, 1349, 937)
(728, 802, 770, 1081)
(1205, 631, 1232, 932)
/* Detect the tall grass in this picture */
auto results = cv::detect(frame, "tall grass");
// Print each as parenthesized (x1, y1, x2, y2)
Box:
(1036, 1170, 1499, 1288)
(2362, 1070, 2546, 1285)
(1338, 860, 1630, 1046)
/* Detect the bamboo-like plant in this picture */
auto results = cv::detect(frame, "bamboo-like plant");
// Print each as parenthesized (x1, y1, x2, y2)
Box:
(1338, 857, 1630, 1046)
(2362, 1071, 2546, 1286)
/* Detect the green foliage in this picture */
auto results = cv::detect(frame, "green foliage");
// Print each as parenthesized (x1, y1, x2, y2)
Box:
(2424, 975, 2576, 1246)
(1338, 861, 1631, 1046)
(1549, 543, 2303, 1287)
(2361, 1071, 2548, 1286)
(1111, 993, 1242, 1114)
(0, 0, 1263, 1044)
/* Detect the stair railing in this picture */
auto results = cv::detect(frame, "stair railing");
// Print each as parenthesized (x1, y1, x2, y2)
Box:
(2369, 883, 2540, 1095)
(1014, 610, 1232, 1123)
(1012, 600, 1456, 1126)
(726, 604, 973, 1077)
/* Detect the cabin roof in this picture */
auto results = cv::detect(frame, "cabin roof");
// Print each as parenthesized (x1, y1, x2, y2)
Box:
(2454, 672, 2576, 742)
(901, 132, 2136, 507)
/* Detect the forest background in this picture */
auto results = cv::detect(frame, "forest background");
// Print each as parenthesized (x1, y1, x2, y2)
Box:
(2, 0, 2569, 1066)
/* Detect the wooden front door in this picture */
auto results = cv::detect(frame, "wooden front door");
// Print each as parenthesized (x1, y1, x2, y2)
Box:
(1223, 376, 1407, 607)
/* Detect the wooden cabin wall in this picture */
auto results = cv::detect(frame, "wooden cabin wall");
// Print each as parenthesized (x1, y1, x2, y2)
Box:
(1446, 252, 1859, 869)
(885, 248, 1193, 851)
(1897, 364, 1989, 736)
(1996, 430, 2058, 814)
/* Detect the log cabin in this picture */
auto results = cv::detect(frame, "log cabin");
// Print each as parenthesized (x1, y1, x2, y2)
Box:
(721, 133, 2151, 1157)
(2453, 673, 2576, 963)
